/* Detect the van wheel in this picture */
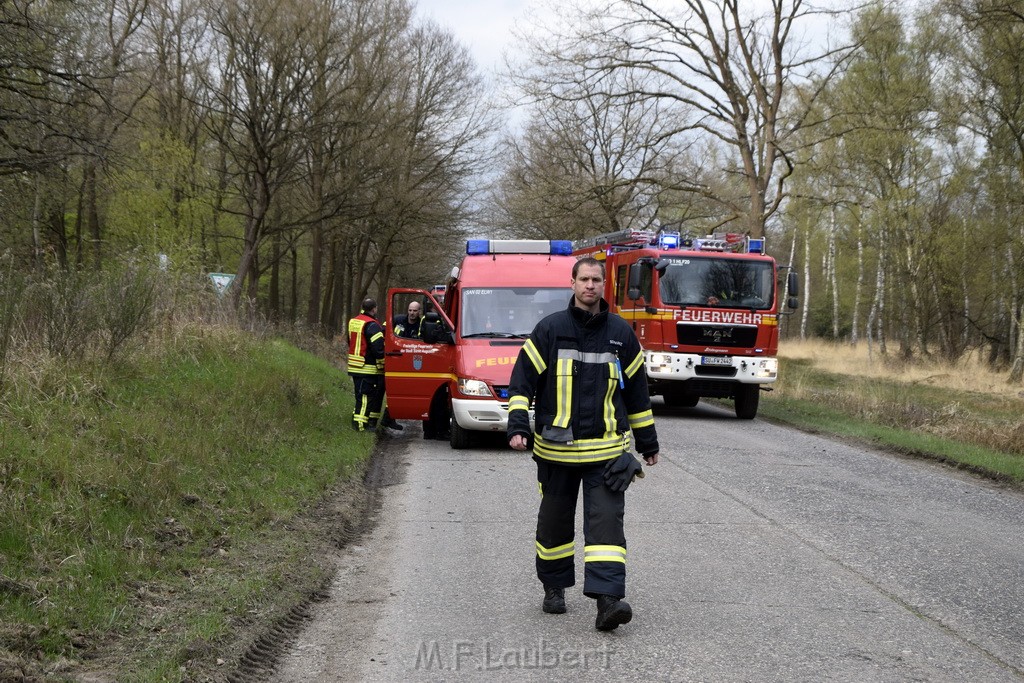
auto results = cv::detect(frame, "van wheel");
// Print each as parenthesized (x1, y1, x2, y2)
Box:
(449, 418, 474, 449)
(734, 384, 760, 419)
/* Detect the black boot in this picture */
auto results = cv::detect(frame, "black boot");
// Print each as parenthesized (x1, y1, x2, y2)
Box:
(595, 595, 632, 631)
(382, 410, 403, 431)
(542, 586, 566, 614)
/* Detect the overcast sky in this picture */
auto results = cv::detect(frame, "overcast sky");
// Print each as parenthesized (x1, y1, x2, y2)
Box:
(413, 0, 535, 79)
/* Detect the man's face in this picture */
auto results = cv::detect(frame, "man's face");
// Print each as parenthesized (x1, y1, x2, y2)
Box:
(407, 303, 422, 322)
(572, 263, 604, 308)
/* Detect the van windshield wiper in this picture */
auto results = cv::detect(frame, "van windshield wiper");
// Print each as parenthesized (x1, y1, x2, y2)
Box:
(462, 332, 529, 339)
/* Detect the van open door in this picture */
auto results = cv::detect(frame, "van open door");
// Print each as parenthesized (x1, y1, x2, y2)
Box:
(383, 288, 455, 420)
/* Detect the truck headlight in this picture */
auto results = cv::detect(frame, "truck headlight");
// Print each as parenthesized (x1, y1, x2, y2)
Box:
(457, 378, 493, 397)
(648, 353, 672, 369)
(754, 358, 778, 378)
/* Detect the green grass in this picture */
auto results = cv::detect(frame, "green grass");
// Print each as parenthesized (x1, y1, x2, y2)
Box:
(759, 358, 1024, 485)
(0, 332, 373, 680)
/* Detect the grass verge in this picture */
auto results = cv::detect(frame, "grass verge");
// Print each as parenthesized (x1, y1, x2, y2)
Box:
(758, 354, 1024, 486)
(0, 330, 373, 681)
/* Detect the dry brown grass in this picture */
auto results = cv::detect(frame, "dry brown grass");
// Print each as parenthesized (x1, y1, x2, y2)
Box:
(772, 338, 1024, 459)
(779, 338, 1024, 399)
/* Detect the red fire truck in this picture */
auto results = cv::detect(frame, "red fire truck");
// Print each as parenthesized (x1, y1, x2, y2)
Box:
(573, 229, 798, 419)
(384, 239, 575, 448)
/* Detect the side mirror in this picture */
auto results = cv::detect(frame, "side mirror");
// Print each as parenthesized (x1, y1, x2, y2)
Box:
(787, 296, 798, 310)
(787, 271, 799, 298)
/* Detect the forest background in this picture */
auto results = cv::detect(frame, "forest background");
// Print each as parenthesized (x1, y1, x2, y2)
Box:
(2, 0, 1024, 380)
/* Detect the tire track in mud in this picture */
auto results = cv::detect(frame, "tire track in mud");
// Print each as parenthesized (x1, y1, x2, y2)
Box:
(225, 432, 409, 683)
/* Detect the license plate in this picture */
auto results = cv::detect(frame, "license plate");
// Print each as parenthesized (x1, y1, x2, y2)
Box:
(701, 355, 732, 366)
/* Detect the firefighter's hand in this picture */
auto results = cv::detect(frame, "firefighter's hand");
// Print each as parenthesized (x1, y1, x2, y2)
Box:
(603, 452, 644, 492)
(509, 434, 529, 451)
(644, 452, 659, 466)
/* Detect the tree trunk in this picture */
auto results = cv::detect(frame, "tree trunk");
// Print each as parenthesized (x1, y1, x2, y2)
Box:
(31, 180, 43, 273)
(800, 227, 810, 340)
(269, 229, 281, 322)
(1009, 303, 1024, 384)
(829, 207, 839, 339)
(85, 161, 102, 271)
(851, 230, 863, 346)
(290, 245, 298, 325)
(307, 221, 324, 329)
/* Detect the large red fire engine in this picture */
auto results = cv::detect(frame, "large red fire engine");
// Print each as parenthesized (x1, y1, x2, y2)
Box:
(573, 229, 798, 419)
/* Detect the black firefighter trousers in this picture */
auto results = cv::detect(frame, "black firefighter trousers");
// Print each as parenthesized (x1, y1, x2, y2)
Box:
(350, 373, 384, 430)
(533, 456, 627, 599)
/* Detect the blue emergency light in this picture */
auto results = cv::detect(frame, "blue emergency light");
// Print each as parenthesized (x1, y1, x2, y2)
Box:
(550, 240, 573, 255)
(748, 238, 765, 254)
(658, 232, 680, 250)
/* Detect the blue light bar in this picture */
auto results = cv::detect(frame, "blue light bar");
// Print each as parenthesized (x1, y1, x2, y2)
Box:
(748, 238, 765, 254)
(466, 239, 490, 255)
(550, 240, 573, 255)
(658, 232, 680, 250)
(467, 239, 574, 256)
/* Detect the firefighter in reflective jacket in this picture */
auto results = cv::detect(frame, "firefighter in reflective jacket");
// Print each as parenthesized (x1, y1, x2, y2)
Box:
(507, 257, 660, 631)
(347, 298, 389, 431)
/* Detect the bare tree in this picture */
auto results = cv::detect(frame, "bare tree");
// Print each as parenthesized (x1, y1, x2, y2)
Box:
(496, 65, 692, 241)
(518, 0, 858, 237)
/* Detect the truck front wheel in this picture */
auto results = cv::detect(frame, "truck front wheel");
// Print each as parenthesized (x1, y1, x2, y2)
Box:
(734, 384, 760, 419)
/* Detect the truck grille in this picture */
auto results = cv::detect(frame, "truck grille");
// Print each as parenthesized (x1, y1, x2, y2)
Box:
(676, 323, 757, 347)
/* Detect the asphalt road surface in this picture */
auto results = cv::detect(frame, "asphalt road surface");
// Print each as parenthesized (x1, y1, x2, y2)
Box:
(272, 400, 1024, 682)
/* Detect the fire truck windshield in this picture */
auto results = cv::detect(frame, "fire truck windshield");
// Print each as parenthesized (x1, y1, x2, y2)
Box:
(461, 287, 570, 337)
(658, 257, 774, 309)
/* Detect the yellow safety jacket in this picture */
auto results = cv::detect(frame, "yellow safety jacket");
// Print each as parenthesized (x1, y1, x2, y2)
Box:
(347, 314, 385, 375)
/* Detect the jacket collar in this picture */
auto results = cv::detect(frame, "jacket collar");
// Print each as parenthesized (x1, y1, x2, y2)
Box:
(567, 296, 609, 328)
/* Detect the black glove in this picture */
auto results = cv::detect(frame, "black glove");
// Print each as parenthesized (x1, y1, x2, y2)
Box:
(603, 452, 644, 492)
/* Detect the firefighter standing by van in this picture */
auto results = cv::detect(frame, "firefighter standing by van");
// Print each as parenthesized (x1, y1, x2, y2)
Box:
(347, 298, 402, 432)
(507, 257, 660, 631)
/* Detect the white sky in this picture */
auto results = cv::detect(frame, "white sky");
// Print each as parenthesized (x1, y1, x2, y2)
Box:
(413, 0, 534, 79)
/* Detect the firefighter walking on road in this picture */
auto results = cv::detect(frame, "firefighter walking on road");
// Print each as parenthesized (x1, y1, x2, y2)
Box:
(347, 298, 402, 432)
(507, 257, 660, 631)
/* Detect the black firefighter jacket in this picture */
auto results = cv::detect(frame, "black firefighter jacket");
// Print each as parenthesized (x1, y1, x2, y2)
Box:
(507, 298, 659, 464)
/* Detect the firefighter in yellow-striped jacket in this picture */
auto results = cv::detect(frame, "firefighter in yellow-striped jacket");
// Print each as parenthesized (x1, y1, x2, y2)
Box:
(347, 298, 402, 432)
(507, 257, 660, 632)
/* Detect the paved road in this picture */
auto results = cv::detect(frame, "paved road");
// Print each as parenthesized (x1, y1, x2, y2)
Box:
(273, 401, 1024, 682)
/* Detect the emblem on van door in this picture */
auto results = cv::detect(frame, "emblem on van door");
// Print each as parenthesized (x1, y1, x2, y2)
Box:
(413, 355, 423, 370)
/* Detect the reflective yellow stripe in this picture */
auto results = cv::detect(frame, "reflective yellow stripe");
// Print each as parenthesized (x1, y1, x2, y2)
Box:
(553, 357, 573, 428)
(624, 350, 645, 378)
(523, 339, 546, 374)
(386, 372, 455, 380)
(349, 318, 366, 358)
(349, 365, 381, 375)
(534, 433, 628, 463)
(536, 540, 575, 561)
(628, 409, 654, 429)
(603, 373, 616, 434)
(368, 330, 383, 343)
(508, 395, 530, 412)
(584, 545, 626, 563)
